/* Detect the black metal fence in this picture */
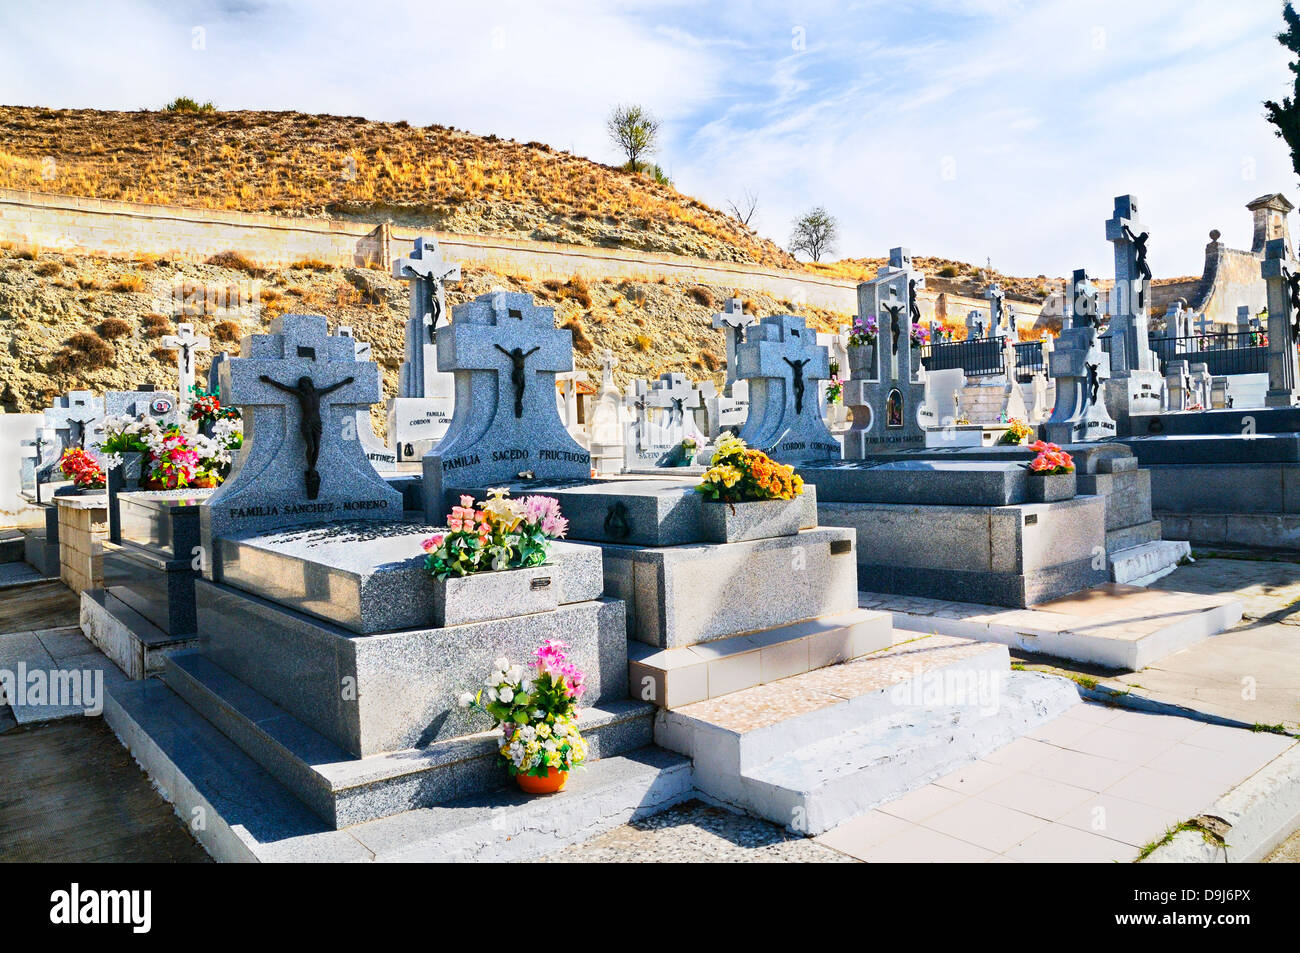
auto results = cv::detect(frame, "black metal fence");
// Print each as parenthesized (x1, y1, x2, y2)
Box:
(921, 330, 1268, 380)
(920, 338, 1044, 382)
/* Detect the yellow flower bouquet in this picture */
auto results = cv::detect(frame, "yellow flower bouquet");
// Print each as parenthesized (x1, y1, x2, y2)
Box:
(696, 436, 804, 504)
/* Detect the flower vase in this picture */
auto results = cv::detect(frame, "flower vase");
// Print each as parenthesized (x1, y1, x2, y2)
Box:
(1025, 472, 1076, 503)
(848, 343, 877, 377)
(118, 452, 145, 490)
(516, 767, 568, 795)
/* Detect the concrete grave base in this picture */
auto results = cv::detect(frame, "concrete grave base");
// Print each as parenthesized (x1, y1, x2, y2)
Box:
(818, 496, 1108, 608)
(192, 579, 629, 757)
(80, 588, 199, 680)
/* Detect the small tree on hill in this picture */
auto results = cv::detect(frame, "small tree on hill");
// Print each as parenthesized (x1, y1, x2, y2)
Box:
(1265, 2, 1300, 181)
(728, 188, 760, 228)
(607, 104, 660, 171)
(789, 206, 838, 262)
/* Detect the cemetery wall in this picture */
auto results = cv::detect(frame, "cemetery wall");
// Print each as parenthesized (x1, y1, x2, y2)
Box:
(1149, 239, 1266, 327)
(0, 187, 998, 321)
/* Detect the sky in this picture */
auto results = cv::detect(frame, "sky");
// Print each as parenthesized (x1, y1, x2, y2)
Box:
(0, 0, 1296, 279)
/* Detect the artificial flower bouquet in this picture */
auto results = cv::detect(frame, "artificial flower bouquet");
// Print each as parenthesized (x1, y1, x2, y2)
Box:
(826, 359, 843, 405)
(146, 430, 202, 489)
(697, 435, 804, 504)
(97, 415, 152, 456)
(458, 639, 588, 791)
(58, 447, 105, 489)
(910, 323, 931, 349)
(847, 314, 879, 347)
(1024, 440, 1075, 475)
(997, 417, 1034, 446)
(188, 385, 241, 432)
(422, 489, 568, 579)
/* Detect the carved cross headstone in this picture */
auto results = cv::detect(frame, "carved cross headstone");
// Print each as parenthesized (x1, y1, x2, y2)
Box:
(204, 313, 401, 545)
(843, 247, 931, 456)
(162, 323, 210, 406)
(1104, 194, 1157, 376)
(1262, 237, 1300, 407)
(965, 310, 986, 340)
(734, 313, 839, 463)
(1046, 267, 1118, 443)
(985, 283, 1006, 338)
(422, 291, 590, 513)
(1165, 300, 1189, 339)
(712, 298, 757, 396)
(624, 372, 705, 467)
(392, 236, 461, 397)
(1236, 305, 1253, 335)
(589, 348, 625, 474)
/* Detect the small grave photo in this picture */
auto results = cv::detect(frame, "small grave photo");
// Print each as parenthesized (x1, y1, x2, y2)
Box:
(0, 0, 1298, 916)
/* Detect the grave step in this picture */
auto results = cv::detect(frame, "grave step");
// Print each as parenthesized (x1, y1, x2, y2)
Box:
(22, 528, 60, 578)
(106, 666, 692, 861)
(1109, 539, 1192, 587)
(627, 608, 893, 708)
(80, 587, 198, 680)
(656, 634, 1079, 835)
(0, 530, 25, 564)
(1106, 518, 1164, 553)
(161, 650, 655, 829)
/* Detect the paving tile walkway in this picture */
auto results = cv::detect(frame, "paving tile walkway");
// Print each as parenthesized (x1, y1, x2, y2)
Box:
(812, 702, 1296, 862)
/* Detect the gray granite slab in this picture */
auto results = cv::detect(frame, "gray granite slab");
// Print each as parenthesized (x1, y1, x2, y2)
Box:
(213, 520, 603, 634)
(800, 459, 1032, 506)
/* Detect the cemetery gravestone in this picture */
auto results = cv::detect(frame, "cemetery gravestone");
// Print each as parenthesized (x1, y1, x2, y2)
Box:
(162, 323, 210, 408)
(205, 313, 402, 548)
(1045, 269, 1117, 443)
(712, 298, 757, 396)
(734, 313, 841, 463)
(1103, 195, 1163, 426)
(1262, 237, 1300, 408)
(986, 283, 1007, 338)
(421, 290, 590, 514)
(624, 373, 707, 468)
(589, 348, 625, 475)
(843, 248, 931, 455)
(388, 237, 460, 461)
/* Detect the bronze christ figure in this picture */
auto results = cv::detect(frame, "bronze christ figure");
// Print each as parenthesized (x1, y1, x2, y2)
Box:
(783, 356, 810, 415)
(495, 344, 541, 418)
(259, 374, 355, 500)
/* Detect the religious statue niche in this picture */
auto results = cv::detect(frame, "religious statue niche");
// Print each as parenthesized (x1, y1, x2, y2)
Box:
(258, 373, 356, 500)
(783, 356, 811, 414)
(495, 344, 540, 418)
(886, 388, 903, 428)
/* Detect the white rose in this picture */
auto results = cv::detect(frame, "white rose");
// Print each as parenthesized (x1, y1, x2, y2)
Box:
(456, 692, 474, 709)
(499, 687, 514, 703)
(492, 657, 509, 672)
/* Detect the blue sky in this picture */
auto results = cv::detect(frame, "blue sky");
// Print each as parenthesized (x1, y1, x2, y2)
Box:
(0, 0, 1295, 277)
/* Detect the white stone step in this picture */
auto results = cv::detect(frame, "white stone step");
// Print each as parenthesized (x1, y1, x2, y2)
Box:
(656, 634, 1080, 835)
(1110, 540, 1192, 587)
(742, 671, 1078, 834)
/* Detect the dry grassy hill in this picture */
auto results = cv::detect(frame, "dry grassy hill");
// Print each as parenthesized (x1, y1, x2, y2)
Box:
(0, 244, 847, 424)
(0, 105, 796, 268)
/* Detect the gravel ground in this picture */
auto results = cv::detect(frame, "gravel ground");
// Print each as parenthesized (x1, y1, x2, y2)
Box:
(1266, 827, 1300, 863)
(539, 800, 856, 863)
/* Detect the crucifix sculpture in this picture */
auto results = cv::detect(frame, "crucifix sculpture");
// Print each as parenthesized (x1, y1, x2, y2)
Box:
(908, 278, 921, 324)
(783, 356, 811, 415)
(1286, 266, 1300, 339)
(495, 344, 540, 418)
(258, 374, 356, 500)
(885, 301, 903, 355)
(1122, 224, 1152, 310)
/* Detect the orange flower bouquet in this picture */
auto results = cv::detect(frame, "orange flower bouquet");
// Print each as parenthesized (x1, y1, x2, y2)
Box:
(1024, 440, 1075, 475)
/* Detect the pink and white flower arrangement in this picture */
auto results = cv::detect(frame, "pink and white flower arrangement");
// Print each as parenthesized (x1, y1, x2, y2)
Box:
(421, 488, 568, 579)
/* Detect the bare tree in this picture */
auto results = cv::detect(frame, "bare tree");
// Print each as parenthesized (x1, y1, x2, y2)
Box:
(606, 104, 660, 171)
(789, 206, 838, 262)
(727, 189, 759, 228)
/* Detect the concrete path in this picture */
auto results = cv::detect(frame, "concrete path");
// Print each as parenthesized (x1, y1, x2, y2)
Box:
(813, 702, 1295, 862)
(1014, 557, 1300, 731)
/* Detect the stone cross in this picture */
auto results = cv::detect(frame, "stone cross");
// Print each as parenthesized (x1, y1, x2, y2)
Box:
(1236, 305, 1253, 335)
(205, 313, 401, 545)
(1046, 268, 1117, 443)
(965, 310, 985, 340)
(624, 372, 705, 467)
(712, 298, 756, 396)
(598, 347, 619, 390)
(1104, 195, 1157, 376)
(734, 313, 839, 463)
(985, 283, 1006, 337)
(589, 349, 625, 474)
(1165, 300, 1188, 339)
(1192, 312, 1216, 338)
(393, 236, 461, 398)
(422, 291, 590, 513)
(162, 322, 210, 405)
(1262, 237, 1300, 407)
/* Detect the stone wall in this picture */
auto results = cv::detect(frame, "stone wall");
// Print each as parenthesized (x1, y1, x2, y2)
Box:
(57, 498, 107, 593)
(0, 187, 999, 323)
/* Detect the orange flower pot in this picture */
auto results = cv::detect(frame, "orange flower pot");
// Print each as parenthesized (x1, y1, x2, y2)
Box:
(515, 767, 568, 795)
